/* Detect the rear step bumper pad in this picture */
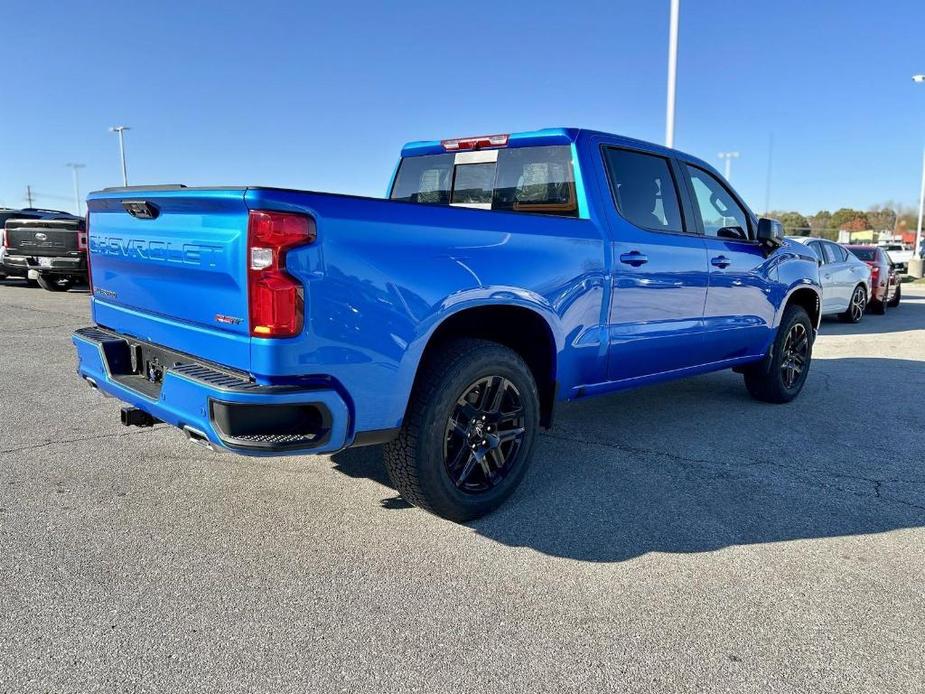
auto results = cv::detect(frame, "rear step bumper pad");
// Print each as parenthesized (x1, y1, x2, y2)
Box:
(72, 326, 350, 455)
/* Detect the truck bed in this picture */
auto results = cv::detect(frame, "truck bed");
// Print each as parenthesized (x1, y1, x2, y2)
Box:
(84, 185, 605, 437)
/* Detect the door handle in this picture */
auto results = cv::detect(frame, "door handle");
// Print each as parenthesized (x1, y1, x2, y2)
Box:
(824, 273, 831, 279)
(619, 251, 648, 267)
(711, 255, 731, 269)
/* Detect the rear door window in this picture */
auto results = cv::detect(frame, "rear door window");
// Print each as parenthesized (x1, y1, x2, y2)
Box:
(603, 148, 684, 232)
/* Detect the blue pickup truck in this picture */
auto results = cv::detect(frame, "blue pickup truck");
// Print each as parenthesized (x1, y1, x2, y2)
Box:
(73, 128, 821, 520)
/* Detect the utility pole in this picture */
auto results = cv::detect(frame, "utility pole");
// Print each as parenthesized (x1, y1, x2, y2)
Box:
(25, 185, 34, 207)
(664, 0, 680, 148)
(66, 163, 86, 216)
(109, 126, 131, 186)
(916, 147, 925, 261)
(914, 75, 925, 267)
(717, 152, 739, 182)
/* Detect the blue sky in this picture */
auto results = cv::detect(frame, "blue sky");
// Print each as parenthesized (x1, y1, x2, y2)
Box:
(2, 0, 924, 216)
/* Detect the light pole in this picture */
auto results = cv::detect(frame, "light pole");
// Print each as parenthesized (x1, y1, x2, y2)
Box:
(914, 75, 925, 265)
(665, 0, 680, 148)
(718, 152, 739, 182)
(66, 163, 86, 216)
(109, 126, 130, 186)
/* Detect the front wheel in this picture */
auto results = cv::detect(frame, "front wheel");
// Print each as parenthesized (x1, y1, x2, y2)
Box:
(744, 304, 814, 404)
(888, 283, 901, 308)
(383, 338, 539, 522)
(838, 285, 867, 323)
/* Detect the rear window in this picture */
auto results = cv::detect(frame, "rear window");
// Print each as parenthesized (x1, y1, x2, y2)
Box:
(848, 247, 877, 261)
(390, 145, 578, 217)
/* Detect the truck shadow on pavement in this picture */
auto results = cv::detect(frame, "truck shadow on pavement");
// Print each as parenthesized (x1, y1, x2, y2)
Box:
(333, 324, 925, 562)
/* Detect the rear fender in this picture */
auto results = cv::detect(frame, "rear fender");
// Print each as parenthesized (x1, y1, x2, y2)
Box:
(392, 287, 564, 409)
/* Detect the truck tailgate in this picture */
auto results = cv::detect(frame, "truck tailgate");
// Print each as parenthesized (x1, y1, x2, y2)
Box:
(6, 218, 83, 257)
(87, 188, 251, 369)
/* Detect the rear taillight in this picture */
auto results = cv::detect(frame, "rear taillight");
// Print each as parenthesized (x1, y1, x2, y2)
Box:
(85, 213, 93, 295)
(247, 210, 316, 338)
(870, 265, 880, 285)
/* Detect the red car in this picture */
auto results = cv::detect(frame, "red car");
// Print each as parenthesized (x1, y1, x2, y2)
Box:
(846, 245, 901, 313)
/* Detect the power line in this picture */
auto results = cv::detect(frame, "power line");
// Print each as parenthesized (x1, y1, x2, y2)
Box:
(21, 186, 72, 208)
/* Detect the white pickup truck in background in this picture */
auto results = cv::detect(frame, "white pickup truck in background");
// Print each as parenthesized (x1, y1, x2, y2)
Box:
(878, 242, 915, 273)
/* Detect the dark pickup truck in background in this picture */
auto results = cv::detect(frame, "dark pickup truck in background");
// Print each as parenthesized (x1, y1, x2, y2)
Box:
(2, 214, 87, 291)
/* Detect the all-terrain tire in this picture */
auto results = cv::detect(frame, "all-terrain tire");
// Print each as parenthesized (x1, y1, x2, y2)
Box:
(744, 304, 814, 404)
(383, 338, 540, 522)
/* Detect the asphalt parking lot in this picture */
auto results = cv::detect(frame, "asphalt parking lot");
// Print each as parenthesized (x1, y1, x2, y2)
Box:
(1, 281, 923, 693)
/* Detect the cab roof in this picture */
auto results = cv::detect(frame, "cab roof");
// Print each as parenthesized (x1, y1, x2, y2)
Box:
(399, 127, 714, 171)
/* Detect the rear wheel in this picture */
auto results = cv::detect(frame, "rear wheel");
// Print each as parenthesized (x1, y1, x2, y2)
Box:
(36, 275, 74, 292)
(838, 285, 866, 323)
(744, 304, 813, 404)
(383, 338, 539, 522)
(888, 283, 901, 308)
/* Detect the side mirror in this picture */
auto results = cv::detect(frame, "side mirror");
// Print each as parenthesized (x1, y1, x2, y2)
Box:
(757, 218, 783, 245)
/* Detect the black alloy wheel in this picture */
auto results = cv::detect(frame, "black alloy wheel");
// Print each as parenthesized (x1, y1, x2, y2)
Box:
(443, 375, 527, 494)
(779, 322, 809, 390)
(383, 338, 540, 521)
(743, 304, 813, 404)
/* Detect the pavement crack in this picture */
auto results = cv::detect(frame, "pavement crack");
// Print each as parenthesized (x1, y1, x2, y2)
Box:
(0, 302, 89, 320)
(540, 432, 925, 514)
(540, 431, 721, 468)
(0, 427, 163, 455)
